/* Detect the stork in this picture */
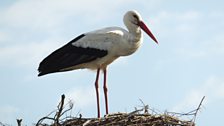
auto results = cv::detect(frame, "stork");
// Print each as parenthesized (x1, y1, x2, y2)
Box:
(38, 10, 158, 118)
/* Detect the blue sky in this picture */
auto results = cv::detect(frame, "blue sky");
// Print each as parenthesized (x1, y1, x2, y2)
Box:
(1, 0, 224, 125)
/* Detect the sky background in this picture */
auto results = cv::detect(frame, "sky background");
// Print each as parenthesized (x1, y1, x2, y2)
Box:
(0, 0, 224, 125)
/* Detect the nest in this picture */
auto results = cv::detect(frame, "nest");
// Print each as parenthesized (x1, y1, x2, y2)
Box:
(61, 112, 195, 126)
(36, 95, 204, 126)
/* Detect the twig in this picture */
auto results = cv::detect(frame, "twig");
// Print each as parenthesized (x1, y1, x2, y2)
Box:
(36, 116, 55, 126)
(139, 99, 149, 113)
(36, 94, 69, 126)
(16, 119, 22, 126)
(192, 96, 205, 122)
(55, 94, 65, 125)
(0, 122, 11, 126)
(60, 101, 73, 117)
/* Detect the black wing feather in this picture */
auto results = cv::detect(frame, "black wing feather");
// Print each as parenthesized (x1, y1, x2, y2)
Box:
(38, 34, 108, 76)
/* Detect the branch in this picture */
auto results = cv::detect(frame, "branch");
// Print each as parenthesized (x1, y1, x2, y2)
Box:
(192, 96, 205, 122)
(55, 94, 65, 125)
(36, 94, 68, 126)
(16, 119, 22, 126)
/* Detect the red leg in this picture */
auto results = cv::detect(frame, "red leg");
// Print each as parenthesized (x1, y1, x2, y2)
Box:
(103, 68, 109, 115)
(95, 68, 100, 118)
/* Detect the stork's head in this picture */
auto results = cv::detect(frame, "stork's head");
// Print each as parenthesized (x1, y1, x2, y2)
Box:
(123, 10, 158, 44)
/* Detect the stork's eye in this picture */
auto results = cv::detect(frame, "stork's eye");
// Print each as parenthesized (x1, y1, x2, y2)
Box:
(133, 14, 138, 19)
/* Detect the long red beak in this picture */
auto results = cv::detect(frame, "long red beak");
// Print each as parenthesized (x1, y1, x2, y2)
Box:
(138, 21, 158, 44)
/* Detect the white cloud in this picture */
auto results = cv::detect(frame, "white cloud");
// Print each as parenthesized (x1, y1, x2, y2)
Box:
(0, 0, 141, 30)
(0, 105, 19, 123)
(172, 76, 224, 112)
(65, 86, 95, 108)
(0, 31, 9, 43)
(151, 9, 224, 61)
(0, 39, 62, 67)
(152, 10, 202, 34)
(0, 0, 148, 69)
(175, 32, 224, 60)
(206, 33, 224, 55)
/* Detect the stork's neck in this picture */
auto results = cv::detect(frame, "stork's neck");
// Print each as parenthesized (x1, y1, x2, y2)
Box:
(127, 26, 142, 43)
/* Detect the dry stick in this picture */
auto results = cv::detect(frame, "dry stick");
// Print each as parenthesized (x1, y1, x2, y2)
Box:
(60, 102, 73, 117)
(36, 94, 66, 126)
(139, 99, 149, 113)
(36, 116, 55, 126)
(55, 94, 65, 125)
(60, 107, 75, 121)
(192, 96, 205, 122)
(167, 96, 205, 120)
(36, 108, 58, 126)
(16, 119, 22, 126)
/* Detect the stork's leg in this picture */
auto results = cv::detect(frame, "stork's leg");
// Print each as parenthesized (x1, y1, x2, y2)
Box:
(103, 68, 109, 115)
(95, 68, 100, 118)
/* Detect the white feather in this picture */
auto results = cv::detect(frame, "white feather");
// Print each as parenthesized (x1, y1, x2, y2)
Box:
(72, 27, 142, 57)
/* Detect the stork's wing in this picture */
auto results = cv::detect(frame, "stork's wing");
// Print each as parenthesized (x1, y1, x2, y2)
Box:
(38, 34, 108, 76)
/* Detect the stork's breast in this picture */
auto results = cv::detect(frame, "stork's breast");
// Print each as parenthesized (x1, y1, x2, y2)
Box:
(113, 40, 142, 57)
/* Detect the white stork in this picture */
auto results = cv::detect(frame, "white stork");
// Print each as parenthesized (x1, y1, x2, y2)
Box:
(38, 10, 158, 118)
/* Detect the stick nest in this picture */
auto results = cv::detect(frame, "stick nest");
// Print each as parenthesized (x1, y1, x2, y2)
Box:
(36, 95, 204, 126)
(61, 112, 195, 126)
